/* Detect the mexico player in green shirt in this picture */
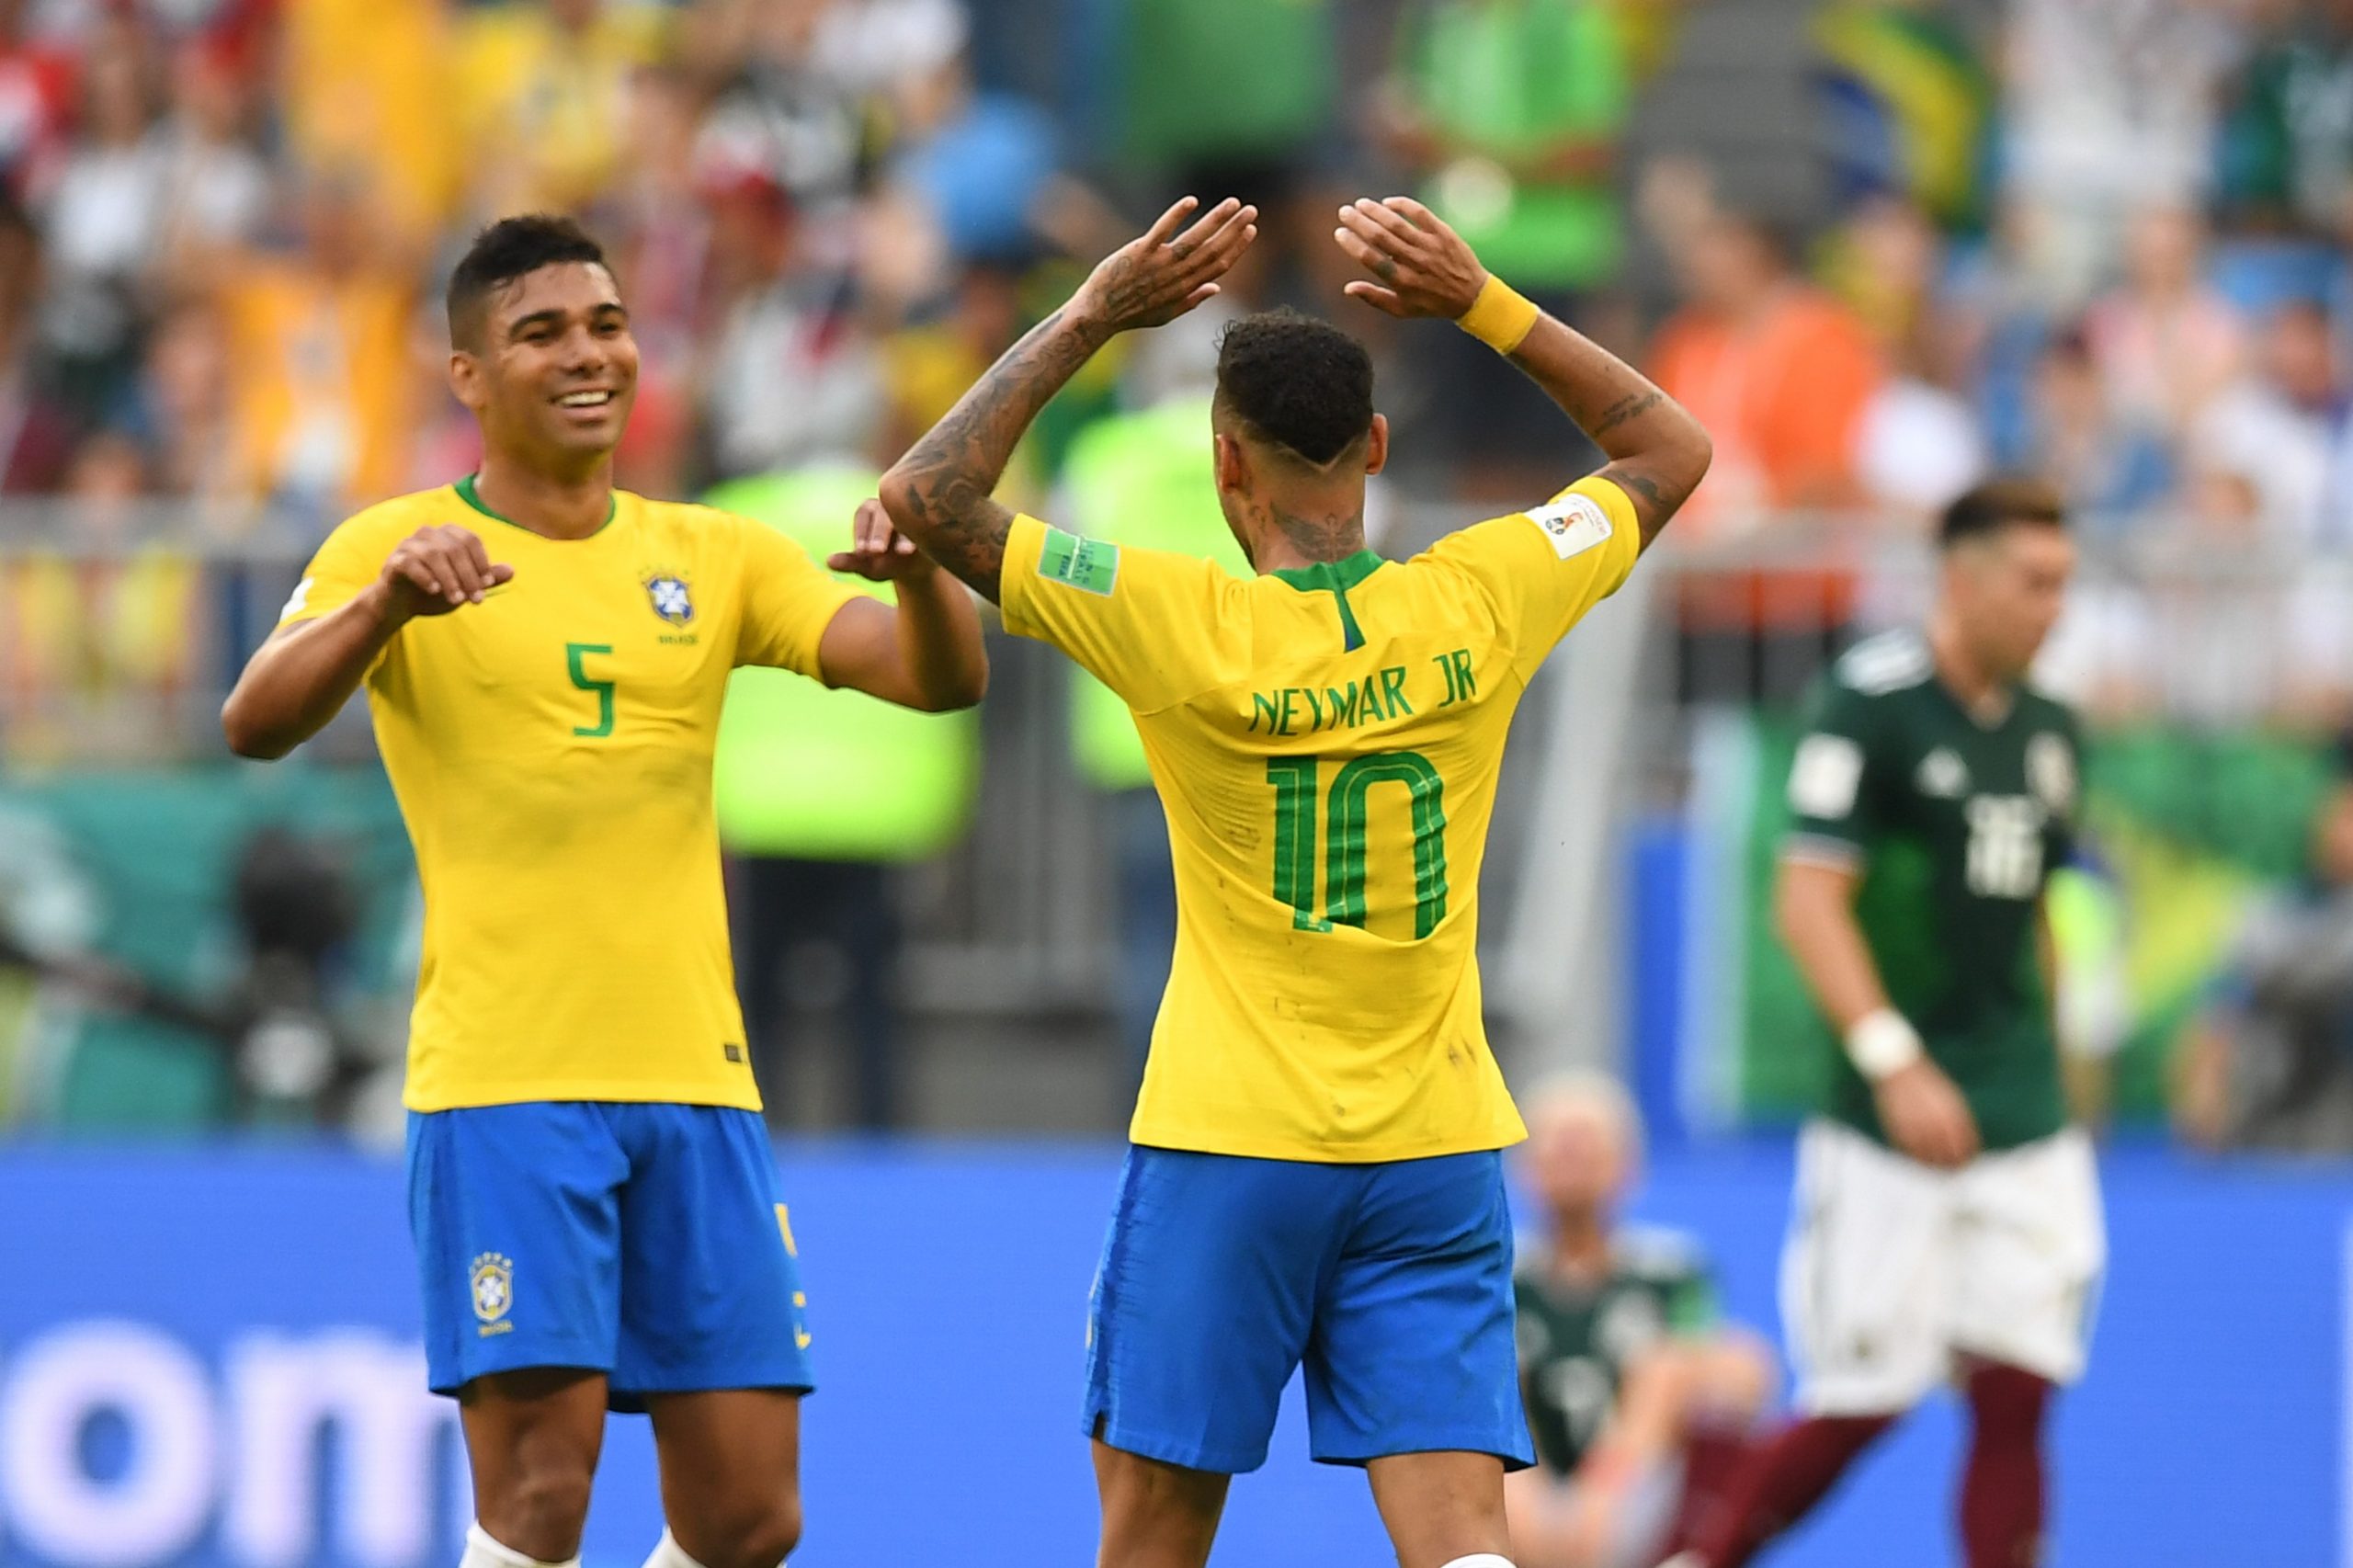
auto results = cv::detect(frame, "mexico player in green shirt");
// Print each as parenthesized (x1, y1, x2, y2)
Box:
(1671, 481, 2105, 1568)
(1508, 1074, 1771, 1568)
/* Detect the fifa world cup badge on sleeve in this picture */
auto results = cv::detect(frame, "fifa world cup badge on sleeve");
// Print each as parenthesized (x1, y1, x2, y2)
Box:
(1525, 494, 1612, 561)
(471, 1252, 516, 1336)
(1036, 528, 1120, 596)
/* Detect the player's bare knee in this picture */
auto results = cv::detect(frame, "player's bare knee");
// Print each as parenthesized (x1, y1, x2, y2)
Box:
(482, 1463, 596, 1562)
(675, 1488, 801, 1568)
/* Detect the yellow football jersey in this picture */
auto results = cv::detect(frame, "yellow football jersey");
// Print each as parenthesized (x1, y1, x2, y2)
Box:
(282, 478, 858, 1111)
(1001, 475, 1642, 1162)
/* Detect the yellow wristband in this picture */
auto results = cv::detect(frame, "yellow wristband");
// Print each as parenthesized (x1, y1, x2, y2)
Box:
(1455, 274, 1540, 354)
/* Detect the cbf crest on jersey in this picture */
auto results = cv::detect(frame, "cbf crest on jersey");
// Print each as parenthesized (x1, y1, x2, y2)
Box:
(471, 1252, 515, 1335)
(645, 572, 694, 626)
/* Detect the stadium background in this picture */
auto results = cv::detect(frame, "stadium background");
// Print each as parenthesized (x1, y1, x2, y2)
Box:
(0, 0, 2341, 1562)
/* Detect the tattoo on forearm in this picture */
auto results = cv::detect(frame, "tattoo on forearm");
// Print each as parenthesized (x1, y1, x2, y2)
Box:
(886, 308, 1101, 602)
(1588, 389, 1664, 438)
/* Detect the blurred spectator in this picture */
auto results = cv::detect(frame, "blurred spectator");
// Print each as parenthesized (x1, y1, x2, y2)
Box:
(1651, 210, 1882, 528)
(694, 163, 881, 479)
(148, 33, 268, 290)
(2002, 0, 2239, 309)
(277, 0, 455, 251)
(218, 173, 416, 517)
(2176, 736, 2353, 1153)
(2195, 297, 2353, 548)
(1812, 0, 1997, 234)
(0, 189, 74, 492)
(452, 0, 670, 220)
(2218, 0, 2353, 240)
(684, 0, 865, 210)
(887, 42, 1110, 267)
(1119, 0, 1336, 210)
(37, 22, 164, 418)
(131, 297, 233, 497)
(2019, 325, 2175, 531)
(1379, 0, 1630, 490)
(0, 0, 77, 204)
(1832, 197, 1988, 518)
(2083, 206, 2247, 460)
(707, 460, 978, 1130)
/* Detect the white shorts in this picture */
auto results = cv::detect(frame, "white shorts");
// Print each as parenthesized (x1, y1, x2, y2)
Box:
(1781, 1119, 2105, 1415)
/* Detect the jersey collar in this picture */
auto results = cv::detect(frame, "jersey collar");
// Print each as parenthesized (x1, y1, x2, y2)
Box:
(1268, 551, 1384, 593)
(454, 472, 618, 537)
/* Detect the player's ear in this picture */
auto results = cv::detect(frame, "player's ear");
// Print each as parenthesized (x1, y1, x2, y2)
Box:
(447, 349, 487, 415)
(1213, 432, 1246, 494)
(1362, 414, 1390, 478)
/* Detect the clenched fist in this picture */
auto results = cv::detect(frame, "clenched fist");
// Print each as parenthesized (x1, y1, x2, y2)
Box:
(381, 526, 514, 621)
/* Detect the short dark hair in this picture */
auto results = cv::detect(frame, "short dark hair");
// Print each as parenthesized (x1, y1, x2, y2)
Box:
(1213, 309, 1374, 466)
(1939, 476, 2067, 550)
(447, 214, 609, 348)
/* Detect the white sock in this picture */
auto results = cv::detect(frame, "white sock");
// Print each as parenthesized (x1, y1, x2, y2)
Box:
(1437, 1557, 1516, 1568)
(461, 1523, 580, 1568)
(641, 1528, 717, 1568)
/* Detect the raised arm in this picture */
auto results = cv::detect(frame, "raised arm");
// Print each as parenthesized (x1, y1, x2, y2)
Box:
(1334, 196, 1711, 548)
(878, 195, 1257, 602)
(222, 526, 509, 759)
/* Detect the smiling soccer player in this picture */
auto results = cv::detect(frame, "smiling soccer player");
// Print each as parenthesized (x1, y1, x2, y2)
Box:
(221, 214, 987, 1568)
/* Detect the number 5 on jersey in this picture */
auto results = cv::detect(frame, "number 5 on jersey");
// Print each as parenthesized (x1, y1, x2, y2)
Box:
(567, 642, 615, 737)
(1267, 752, 1449, 938)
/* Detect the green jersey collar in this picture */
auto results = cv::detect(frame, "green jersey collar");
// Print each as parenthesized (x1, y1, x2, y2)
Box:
(1269, 551, 1384, 593)
(454, 472, 618, 536)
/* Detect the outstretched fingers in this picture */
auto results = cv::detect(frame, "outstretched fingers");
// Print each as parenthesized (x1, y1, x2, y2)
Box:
(1142, 195, 1201, 248)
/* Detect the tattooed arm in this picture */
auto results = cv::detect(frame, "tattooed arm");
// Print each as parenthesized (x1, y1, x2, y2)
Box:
(879, 196, 1258, 601)
(1334, 196, 1711, 551)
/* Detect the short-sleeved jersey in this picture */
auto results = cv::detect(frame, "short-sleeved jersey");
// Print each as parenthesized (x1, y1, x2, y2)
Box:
(1783, 631, 2082, 1151)
(1514, 1227, 1718, 1476)
(282, 478, 859, 1111)
(1001, 475, 1642, 1162)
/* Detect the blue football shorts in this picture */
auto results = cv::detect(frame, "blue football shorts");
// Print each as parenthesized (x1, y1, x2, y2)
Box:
(405, 1101, 813, 1409)
(1083, 1144, 1532, 1474)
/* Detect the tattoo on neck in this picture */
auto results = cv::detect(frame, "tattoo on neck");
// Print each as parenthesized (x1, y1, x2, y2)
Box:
(1265, 503, 1365, 562)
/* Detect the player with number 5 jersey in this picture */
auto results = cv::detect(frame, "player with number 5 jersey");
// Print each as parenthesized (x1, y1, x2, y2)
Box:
(875, 193, 1711, 1568)
(221, 216, 986, 1568)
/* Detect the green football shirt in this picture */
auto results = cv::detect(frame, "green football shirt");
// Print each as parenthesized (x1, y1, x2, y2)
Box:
(1784, 631, 2082, 1152)
(1514, 1227, 1717, 1475)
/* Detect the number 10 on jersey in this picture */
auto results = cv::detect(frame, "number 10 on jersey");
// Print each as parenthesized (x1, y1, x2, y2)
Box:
(1267, 752, 1450, 939)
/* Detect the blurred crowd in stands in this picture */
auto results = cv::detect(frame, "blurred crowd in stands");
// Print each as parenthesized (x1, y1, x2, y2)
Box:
(17, 0, 2353, 1143)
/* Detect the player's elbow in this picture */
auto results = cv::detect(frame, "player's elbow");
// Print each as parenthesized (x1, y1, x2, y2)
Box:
(220, 692, 292, 760)
(875, 469, 925, 538)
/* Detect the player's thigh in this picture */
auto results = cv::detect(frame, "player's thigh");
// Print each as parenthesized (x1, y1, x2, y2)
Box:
(1086, 1146, 1344, 1475)
(646, 1388, 803, 1568)
(1092, 1439, 1230, 1568)
(1305, 1152, 1529, 1471)
(1950, 1127, 2106, 1382)
(1366, 1449, 1514, 1568)
(1780, 1119, 1955, 1415)
(405, 1102, 630, 1397)
(609, 1105, 814, 1407)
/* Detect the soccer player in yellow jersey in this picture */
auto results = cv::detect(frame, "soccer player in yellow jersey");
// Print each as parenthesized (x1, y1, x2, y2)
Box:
(220, 217, 987, 1568)
(876, 195, 1711, 1568)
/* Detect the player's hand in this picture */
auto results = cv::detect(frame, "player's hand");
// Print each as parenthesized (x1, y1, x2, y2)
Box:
(1068, 196, 1258, 337)
(1874, 1059, 1981, 1169)
(380, 526, 511, 622)
(830, 497, 937, 582)
(1335, 196, 1488, 320)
